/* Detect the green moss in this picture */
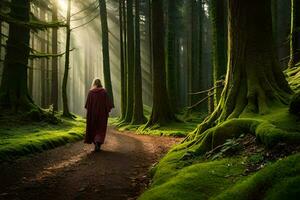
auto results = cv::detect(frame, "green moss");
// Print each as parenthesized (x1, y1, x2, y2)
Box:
(140, 105, 300, 199)
(0, 116, 85, 161)
(215, 153, 300, 200)
(110, 108, 205, 137)
(140, 158, 246, 200)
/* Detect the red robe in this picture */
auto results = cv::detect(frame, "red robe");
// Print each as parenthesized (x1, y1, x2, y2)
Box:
(84, 88, 112, 144)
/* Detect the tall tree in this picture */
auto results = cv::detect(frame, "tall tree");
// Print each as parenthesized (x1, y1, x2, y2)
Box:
(0, 0, 37, 112)
(40, 10, 47, 108)
(51, 0, 59, 111)
(123, 0, 134, 123)
(62, 0, 72, 117)
(195, 0, 292, 135)
(131, 0, 146, 124)
(288, 0, 300, 68)
(119, 0, 126, 120)
(99, 0, 114, 106)
(167, 0, 179, 111)
(210, 0, 227, 107)
(145, 0, 176, 127)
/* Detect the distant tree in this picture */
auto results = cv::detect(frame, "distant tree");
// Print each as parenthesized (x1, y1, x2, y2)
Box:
(62, 0, 72, 117)
(51, 0, 59, 111)
(131, 0, 146, 124)
(288, 0, 300, 68)
(210, 0, 227, 106)
(119, 0, 126, 120)
(40, 10, 47, 108)
(167, 0, 179, 111)
(145, 0, 176, 127)
(123, 0, 135, 123)
(99, 0, 114, 105)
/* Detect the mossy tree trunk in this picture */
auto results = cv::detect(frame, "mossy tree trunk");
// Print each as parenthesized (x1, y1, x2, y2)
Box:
(288, 0, 300, 68)
(196, 0, 292, 134)
(131, 0, 146, 124)
(0, 0, 38, 112)
(210, 0, 227, 107)
(119, 0, 126, 120)
(123, 0, 134, 123)
(62, 0, 72, 117)
(145, 0, 176, 128)
(99, 0, 114, 106)
(51, 0, 59, 111)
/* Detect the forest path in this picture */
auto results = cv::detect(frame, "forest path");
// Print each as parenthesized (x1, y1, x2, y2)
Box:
(0, 128, 181, 200)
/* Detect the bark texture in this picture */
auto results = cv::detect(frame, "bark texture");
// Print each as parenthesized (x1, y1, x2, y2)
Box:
(146, 0, 176, 127)
(0, 0, 36, 112)
(197, 0, 292, 134)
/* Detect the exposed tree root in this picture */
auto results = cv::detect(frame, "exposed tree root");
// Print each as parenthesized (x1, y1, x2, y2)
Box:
(177, 118, 300, 160)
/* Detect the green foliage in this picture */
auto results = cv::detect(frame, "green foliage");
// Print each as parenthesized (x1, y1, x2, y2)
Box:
(0, 116, 85, 161)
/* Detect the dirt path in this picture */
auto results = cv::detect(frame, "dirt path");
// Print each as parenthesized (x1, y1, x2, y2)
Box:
(0, 128, 181, 200)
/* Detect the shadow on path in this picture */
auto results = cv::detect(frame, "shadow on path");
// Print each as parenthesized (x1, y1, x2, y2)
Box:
(0, 128, 181, 200)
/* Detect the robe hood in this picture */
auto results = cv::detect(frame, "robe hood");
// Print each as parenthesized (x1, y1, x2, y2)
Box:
(90, 88, 105, 93)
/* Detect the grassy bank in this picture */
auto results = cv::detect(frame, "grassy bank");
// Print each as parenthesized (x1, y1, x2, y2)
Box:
(0, 115, 85, 162)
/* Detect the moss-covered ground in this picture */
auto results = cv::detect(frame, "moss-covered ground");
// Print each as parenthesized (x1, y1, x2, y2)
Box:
(0, 114, 85, 162)
(139, 66, 300, 200)
(109, 105, 206, 137)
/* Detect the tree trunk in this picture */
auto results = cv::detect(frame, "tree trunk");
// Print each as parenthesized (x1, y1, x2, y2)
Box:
(28, 32, 34, 97)
(40, 10, 47, 108)
(62, 0, 72, 117)
(197, 0, 292, 134)
(123, 0, 134, 123)
(167, 0, 179, 111)
(131, 0, 146, 124)
(145, 0, 176, 127)
(271, 0, 278, 45)
(51, 0, 59, 111)
(288, 0, 300, 68)
(99, 0, 114, 106)
(211, 0, 227, 107)
(146, 0, 153, 99)
(191, 0, 203, 109)
(0, 0, 37, 112)
(119, 0, 126, 120)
